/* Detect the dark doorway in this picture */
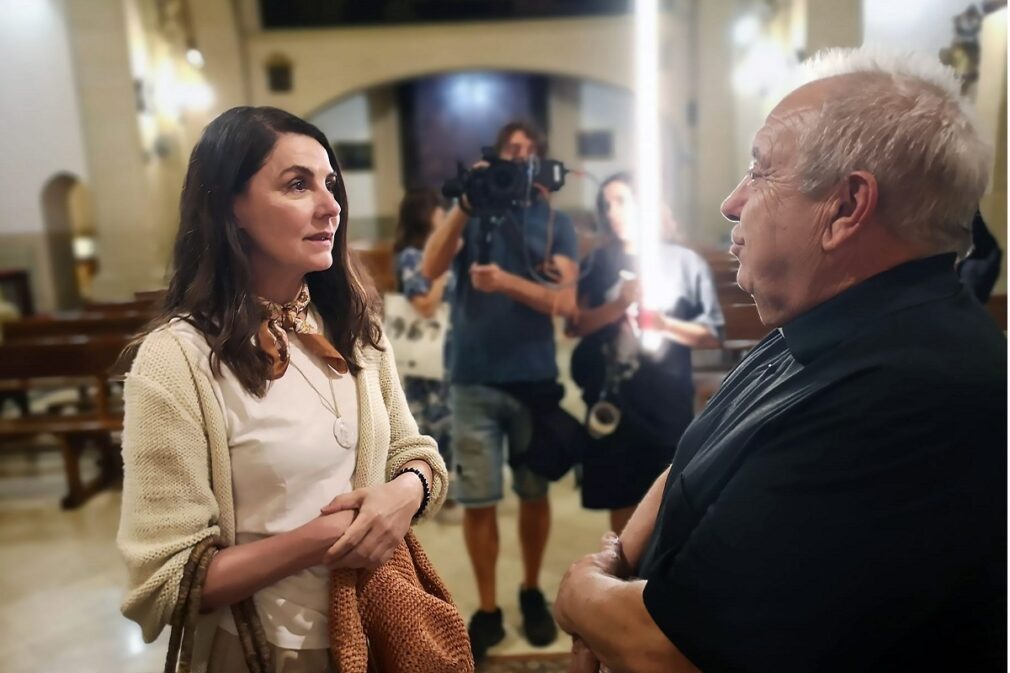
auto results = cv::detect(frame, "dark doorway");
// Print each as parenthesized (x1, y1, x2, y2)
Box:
(397, 71, 549, 191)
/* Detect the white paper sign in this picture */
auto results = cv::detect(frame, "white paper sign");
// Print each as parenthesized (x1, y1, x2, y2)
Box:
(383, 293, 449, 381)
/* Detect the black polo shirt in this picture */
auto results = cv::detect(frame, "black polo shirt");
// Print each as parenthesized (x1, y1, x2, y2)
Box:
(639, 254, 1006, 672)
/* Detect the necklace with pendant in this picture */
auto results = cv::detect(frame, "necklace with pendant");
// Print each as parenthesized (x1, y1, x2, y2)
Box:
(288, 358, 354, 450)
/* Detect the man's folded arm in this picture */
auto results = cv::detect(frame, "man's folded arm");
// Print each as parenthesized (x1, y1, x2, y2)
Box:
(559, 573, 699, 673)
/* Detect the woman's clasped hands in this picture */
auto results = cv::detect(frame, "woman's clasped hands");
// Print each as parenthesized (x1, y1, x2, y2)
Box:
(316, 473, 425, 570)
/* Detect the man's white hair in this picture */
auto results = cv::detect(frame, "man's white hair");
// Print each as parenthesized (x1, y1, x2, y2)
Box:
(792, 46, 991, 256)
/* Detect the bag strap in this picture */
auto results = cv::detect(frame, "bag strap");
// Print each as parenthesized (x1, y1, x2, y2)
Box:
(163, 536, 273, 673)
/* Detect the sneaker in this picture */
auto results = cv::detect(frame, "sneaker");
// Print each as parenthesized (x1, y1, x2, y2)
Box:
(468, 608, 505, 663)
(518, 586, 558, 646)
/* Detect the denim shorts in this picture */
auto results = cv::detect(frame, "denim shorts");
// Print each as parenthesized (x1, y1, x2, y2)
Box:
(449, 384, 549, 507)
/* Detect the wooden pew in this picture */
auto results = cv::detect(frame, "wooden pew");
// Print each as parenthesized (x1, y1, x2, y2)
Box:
(716, 281, 752, 307)
(83, 298, 157, 314)
(722, 303, 770, 342)
(351, 241, 396, 295)
(134, 289, 167, 304)
(704, 255, 768, 359)
(1, 311, 149, 343)
(0, 268, 34, 317)
(986, 293, 1006, 331)
(0, 312, 143, 418)
(0, 335, 127, 508)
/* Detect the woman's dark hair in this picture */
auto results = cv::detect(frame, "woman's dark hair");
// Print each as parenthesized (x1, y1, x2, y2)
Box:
(124, 106, 382, 396)
(393, 189, 443, 254)
(596, 171, 634, 239)
(494, 120, 548, 158)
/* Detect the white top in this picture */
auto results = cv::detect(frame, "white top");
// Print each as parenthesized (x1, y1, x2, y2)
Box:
(168, 314, 358, 649)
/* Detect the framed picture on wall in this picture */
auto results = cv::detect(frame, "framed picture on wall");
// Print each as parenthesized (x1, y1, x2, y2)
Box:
(577, 130, 614, 159)
(265, 55, 293, 92)
(333, 142, 374, 171)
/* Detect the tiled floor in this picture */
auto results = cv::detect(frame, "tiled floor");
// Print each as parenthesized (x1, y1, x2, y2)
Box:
(0, 446, 609, 673)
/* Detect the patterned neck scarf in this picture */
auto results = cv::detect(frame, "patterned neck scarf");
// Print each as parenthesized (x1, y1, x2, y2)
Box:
(258, 283, 349, 379)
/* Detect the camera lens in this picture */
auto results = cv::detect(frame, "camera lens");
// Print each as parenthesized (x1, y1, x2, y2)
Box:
(488, 163, 519, 197)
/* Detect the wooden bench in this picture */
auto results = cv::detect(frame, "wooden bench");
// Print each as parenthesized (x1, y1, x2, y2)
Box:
(1, 311, 149, 343)
(134, 289, 167, 304)
(0, 335, 128, 508)
(986, 293, 1006, 331)
(83, 298, 157, 314)
(0, 268, 34, 317)
(351, 241, 396, 295)
(694, 255, 767, 405)
(0, 311, 146, 416)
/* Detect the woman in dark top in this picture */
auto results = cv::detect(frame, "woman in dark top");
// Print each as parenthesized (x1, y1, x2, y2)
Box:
(569, 172, 724, 533)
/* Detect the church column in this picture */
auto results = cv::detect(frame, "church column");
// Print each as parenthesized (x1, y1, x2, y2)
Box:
(64, 0, 164, 299)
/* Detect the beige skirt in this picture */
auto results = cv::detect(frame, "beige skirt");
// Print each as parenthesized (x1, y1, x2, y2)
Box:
(206, 629, 337, 673)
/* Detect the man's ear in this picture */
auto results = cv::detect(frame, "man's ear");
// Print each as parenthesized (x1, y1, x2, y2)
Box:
(822, 171, 878, 252)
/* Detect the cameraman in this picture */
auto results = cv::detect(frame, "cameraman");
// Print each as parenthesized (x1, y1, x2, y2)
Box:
(421, 121, 578, 662)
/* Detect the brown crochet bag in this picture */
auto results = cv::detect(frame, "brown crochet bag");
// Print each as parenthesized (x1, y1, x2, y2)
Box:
(329, 529, 474, 673)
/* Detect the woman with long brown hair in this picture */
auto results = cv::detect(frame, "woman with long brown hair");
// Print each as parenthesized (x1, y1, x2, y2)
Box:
(117, 106, 448, 672)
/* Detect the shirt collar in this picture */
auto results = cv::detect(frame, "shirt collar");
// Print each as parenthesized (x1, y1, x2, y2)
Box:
(781, 253, 961, 364)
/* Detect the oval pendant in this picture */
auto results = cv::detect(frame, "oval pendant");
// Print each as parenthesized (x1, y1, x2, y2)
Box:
(333, 418, 353, 450)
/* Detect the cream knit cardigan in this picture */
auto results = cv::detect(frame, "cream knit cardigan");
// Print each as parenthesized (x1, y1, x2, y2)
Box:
(117, 326, 447, 646)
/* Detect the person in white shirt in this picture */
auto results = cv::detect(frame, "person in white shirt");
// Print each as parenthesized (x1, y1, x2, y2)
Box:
(117, 106, 450, 673)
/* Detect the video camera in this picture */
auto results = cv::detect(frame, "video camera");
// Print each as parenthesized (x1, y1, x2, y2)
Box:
(442, 147, 568, 265)
(442, 147, 567, 216)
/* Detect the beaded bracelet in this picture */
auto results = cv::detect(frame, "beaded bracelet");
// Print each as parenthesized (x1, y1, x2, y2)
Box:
(396, 467, 431, 520)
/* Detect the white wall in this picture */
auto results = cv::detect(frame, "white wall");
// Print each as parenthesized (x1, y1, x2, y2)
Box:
(864, 0, 1006, 293)
(694, 0, 741, 247)
(242, 16, 684, 121)
(0, 0, 87, 235)
(863, 0, 975, 56)
(309, 93, 379, 219)
(578, 81, 634, 212)
(0, 0, 88, 310)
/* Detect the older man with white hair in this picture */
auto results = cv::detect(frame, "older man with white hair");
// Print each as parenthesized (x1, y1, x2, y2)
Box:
(553, 48, 1006, 673)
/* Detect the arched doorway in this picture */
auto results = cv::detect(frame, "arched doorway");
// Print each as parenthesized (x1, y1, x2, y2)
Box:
(307, 70, 690, 242)
(40, 173, 94, 309)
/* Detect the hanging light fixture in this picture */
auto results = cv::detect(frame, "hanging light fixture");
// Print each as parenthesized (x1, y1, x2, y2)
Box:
(181, 0, 204, 69)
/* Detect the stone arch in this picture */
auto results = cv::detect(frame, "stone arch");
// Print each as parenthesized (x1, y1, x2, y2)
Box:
(39, 172, 92, 308)
(245, 15, 694, 121)
(304, 67, 692, 228)
(301, 68, 633, 123)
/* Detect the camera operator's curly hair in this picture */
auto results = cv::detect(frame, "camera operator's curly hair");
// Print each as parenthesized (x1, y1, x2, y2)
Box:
(494, 120, 548, 158)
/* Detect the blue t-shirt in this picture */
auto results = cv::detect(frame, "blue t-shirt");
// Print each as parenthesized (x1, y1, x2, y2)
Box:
(448, 199, 577, 385)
